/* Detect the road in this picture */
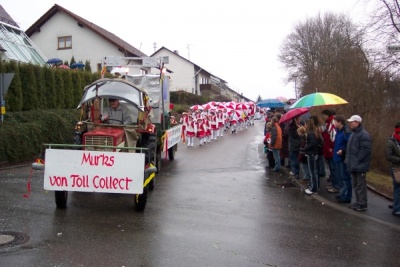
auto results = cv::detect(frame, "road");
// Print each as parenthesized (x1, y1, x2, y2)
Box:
(1, 120, 400, 267)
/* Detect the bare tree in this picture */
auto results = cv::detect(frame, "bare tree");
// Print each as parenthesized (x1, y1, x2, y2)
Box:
(279, 13, 368, 100)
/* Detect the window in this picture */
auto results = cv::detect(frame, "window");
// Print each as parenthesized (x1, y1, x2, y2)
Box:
(58, 36, 72, 49)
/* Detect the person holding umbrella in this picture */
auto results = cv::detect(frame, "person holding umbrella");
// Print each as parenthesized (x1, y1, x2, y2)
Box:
(288, 116, 302, 178)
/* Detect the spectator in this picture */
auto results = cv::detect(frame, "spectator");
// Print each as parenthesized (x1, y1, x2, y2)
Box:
(297, 126, 311, 183)
(310, 115, 325, 184)
(321, 109, 338, 193)
(288, 116, 301, 178)
(304, 117, 323, 195)
(333, 115, 352, 203)
(345, 115, 372, 211)
(270, 116, 283, 172)
(263, 122, 275, 168)
(384, 121, 400, 216)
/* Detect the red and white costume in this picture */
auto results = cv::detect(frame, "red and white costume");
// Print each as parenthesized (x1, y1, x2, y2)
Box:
(209, 111, 218, 140)
(185, 116, 197, 147)
(196, 118, 207, 146)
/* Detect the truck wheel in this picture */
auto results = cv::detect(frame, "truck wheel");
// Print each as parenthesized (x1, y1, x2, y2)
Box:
(55, 191, 68, 209)
(134, 187, 148, 211)
(168, 145, 176, 160)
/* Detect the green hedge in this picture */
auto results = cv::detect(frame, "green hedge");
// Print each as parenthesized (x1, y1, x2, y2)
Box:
(0, 109, 80, 165)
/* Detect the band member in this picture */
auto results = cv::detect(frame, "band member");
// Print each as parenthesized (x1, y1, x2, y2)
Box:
(186, 116, 197, 147)
(209, 110, 218, 140)
(217, 110, 224, 137)
(180, 112, 189, 143)
(204, 115, 212, 144)
(196, 117, 207, 146)
(230, 111, 239, 133)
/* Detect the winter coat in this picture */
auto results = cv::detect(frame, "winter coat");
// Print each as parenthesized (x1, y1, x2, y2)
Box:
(270, 123, 282, 149)
(304, 131, 321, 156)
(333, 125, 351, 162)
(322, 115, 336, 159)
(385, 136, 400, 168)
(288, 121, 301, 152)
(345, 125, 372, 172)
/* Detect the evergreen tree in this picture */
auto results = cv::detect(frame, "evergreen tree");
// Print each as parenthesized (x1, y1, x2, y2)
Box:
(70, 56, 76, 66)
(63, 70, 74, 108)
(43, 67, 56, 109)
(19, 63, 38, 111)
(33, 65, 45, 107)
(71, 71, 83, 105)
(84, 60, 92, 72)
(54, 69, 65, 108)
(4, 61, 23, 112)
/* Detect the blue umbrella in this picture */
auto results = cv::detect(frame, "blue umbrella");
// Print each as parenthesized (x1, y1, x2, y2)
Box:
(256, 98, 285, 108)
(70, 62, 85, 69)
(46, 58, 62, 64)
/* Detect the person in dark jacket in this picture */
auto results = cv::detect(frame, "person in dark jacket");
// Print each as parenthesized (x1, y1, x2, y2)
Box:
(333, 115, 352, 203)
(384, 121, 400, 216)
(304, 118, 323, 195)
(345, 115, 372, 211)
(288, 116, 301, 177)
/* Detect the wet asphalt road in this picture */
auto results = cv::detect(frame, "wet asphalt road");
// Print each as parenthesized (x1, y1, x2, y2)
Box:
(1, 120, 400, 267)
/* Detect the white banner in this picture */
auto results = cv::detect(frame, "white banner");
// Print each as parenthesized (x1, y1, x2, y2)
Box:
(44, 149, 145, 194)
(164, 124, 182, 151)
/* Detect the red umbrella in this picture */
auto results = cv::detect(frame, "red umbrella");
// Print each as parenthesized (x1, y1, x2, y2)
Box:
(235, 102, 249, 110)
(58, 64, 70, 69)
(225, 102, 236, 109)
(202, 103, 214, 109)
(190, 104, 204, 111)
(279, 108, 310, 124)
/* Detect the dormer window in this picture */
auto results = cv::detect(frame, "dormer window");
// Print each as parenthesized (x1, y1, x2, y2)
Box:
(58, 36, 72, 49)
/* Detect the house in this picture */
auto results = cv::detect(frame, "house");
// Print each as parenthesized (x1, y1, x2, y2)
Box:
(25, 4, 146, 73)
(151, 46, 249, 102)
(0, 5, 47, 64)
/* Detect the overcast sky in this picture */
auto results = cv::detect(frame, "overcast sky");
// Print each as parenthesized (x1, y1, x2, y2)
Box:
(2, 0, 371, 101)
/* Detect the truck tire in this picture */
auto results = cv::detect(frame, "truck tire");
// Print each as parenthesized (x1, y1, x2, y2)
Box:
(55, 191, 68, 209)
(134, 187, 148, 211)
(168, 145, 176, 160)
(141, 134, 156, 165)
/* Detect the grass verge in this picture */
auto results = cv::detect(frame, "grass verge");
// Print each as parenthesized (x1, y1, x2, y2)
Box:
(367, 171, 393, 199)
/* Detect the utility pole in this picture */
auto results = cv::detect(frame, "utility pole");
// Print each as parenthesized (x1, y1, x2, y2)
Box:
(187, 44, 190, 60)
(153, 42, 157, 52)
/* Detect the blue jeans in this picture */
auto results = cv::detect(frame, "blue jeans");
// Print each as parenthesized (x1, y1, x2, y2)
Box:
(301, 162, 311, 179)
(318, 156, 326, 177)
(391, 168, 400, 214)
(335, 160, 352, 201)
(272, 149, 281, 171)
(327, 158, 340, 189)
(307, 155, 318, 192)
(289, 150, 300, 175)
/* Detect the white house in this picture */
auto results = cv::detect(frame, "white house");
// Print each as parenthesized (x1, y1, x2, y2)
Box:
(151, 47, 249, 102)
(25, 4, 146, 73)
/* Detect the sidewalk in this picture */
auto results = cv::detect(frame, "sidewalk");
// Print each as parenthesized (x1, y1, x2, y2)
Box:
(288, 169, 400, 229)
